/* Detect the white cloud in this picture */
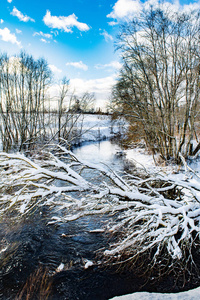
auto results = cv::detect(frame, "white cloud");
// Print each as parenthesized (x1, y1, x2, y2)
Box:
(11, 7, 35, 22)
(16, 29, 22, 34)
(107, 0, 141, 19)
(7, 0, 12, 3)
(33, 31, 53, 39)
(0, 27, 21, 46)
(0, 19, 4, 24)
(43, 10, 90, 33)
(49, 64, 62, 73)
(40, 38, 50, 43)
(108, 21, 118, 26)
(70, 76, 116, 108)
(48, 75, 116, 109)
(66, 61, 88, 71)
(51, 30, 59, 36)
(95, 61, 122, 70)
(100, 30, 113, 42)
(107, 0, 200, 21)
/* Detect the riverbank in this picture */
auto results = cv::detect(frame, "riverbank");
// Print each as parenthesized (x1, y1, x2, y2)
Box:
(110, 286, 200, 300)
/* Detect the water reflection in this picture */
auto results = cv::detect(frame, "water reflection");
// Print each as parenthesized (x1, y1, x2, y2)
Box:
(73, 140, 124, 172)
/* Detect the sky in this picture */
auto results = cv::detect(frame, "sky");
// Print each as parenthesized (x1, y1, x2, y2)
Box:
(0, 0, 199, 108)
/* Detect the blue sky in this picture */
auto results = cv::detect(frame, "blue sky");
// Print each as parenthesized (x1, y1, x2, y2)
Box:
(0, 0, 199, 107)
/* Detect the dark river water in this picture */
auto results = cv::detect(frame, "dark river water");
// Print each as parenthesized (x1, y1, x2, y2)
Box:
(1, 140, 199, 299)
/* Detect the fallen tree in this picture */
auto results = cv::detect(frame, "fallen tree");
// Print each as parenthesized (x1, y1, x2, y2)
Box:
(1, 145, 200, 284)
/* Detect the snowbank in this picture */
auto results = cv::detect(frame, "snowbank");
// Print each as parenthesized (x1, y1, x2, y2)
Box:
(125, 147, 156, 169)
(110, 286, 200, 300)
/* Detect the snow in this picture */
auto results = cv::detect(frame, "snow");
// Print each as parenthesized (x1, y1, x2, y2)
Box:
(0, 246, 8, 254)
(89, 229, 105, 233)
(125, 147, 156, 169)
(56, 263, 65, 272)
(75, 114, 126, 144)
(84, 259, 94, 269)
(110, 286, 200, 300)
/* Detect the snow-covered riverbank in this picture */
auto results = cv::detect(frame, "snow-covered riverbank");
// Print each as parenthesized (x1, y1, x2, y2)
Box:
(110, 286, 200, 300)
(74, 114, 127, 143)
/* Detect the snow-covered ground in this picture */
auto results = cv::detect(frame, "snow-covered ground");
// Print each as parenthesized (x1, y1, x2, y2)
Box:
(77, 114, 126, 143)
(110, 286, 200, 300)
(0, 114, 126, 151)
(125, 147, 155, 168)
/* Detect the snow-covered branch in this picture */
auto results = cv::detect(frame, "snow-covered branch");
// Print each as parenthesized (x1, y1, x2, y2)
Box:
(1, 146, 200, 275)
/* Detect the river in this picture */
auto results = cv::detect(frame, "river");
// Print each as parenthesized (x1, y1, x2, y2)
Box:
(73, 140, 125, 169)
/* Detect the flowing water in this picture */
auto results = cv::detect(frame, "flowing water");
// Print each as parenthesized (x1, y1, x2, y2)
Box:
(73, 140, 125, 171)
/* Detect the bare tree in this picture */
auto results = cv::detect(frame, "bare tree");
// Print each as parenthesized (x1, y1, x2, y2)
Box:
(79, 92, 95, 113)
(0, 52, 52, 151)
(112, 7, 200, 162)
(0, 52, 96, 151)
(58, 76, 70, 140)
